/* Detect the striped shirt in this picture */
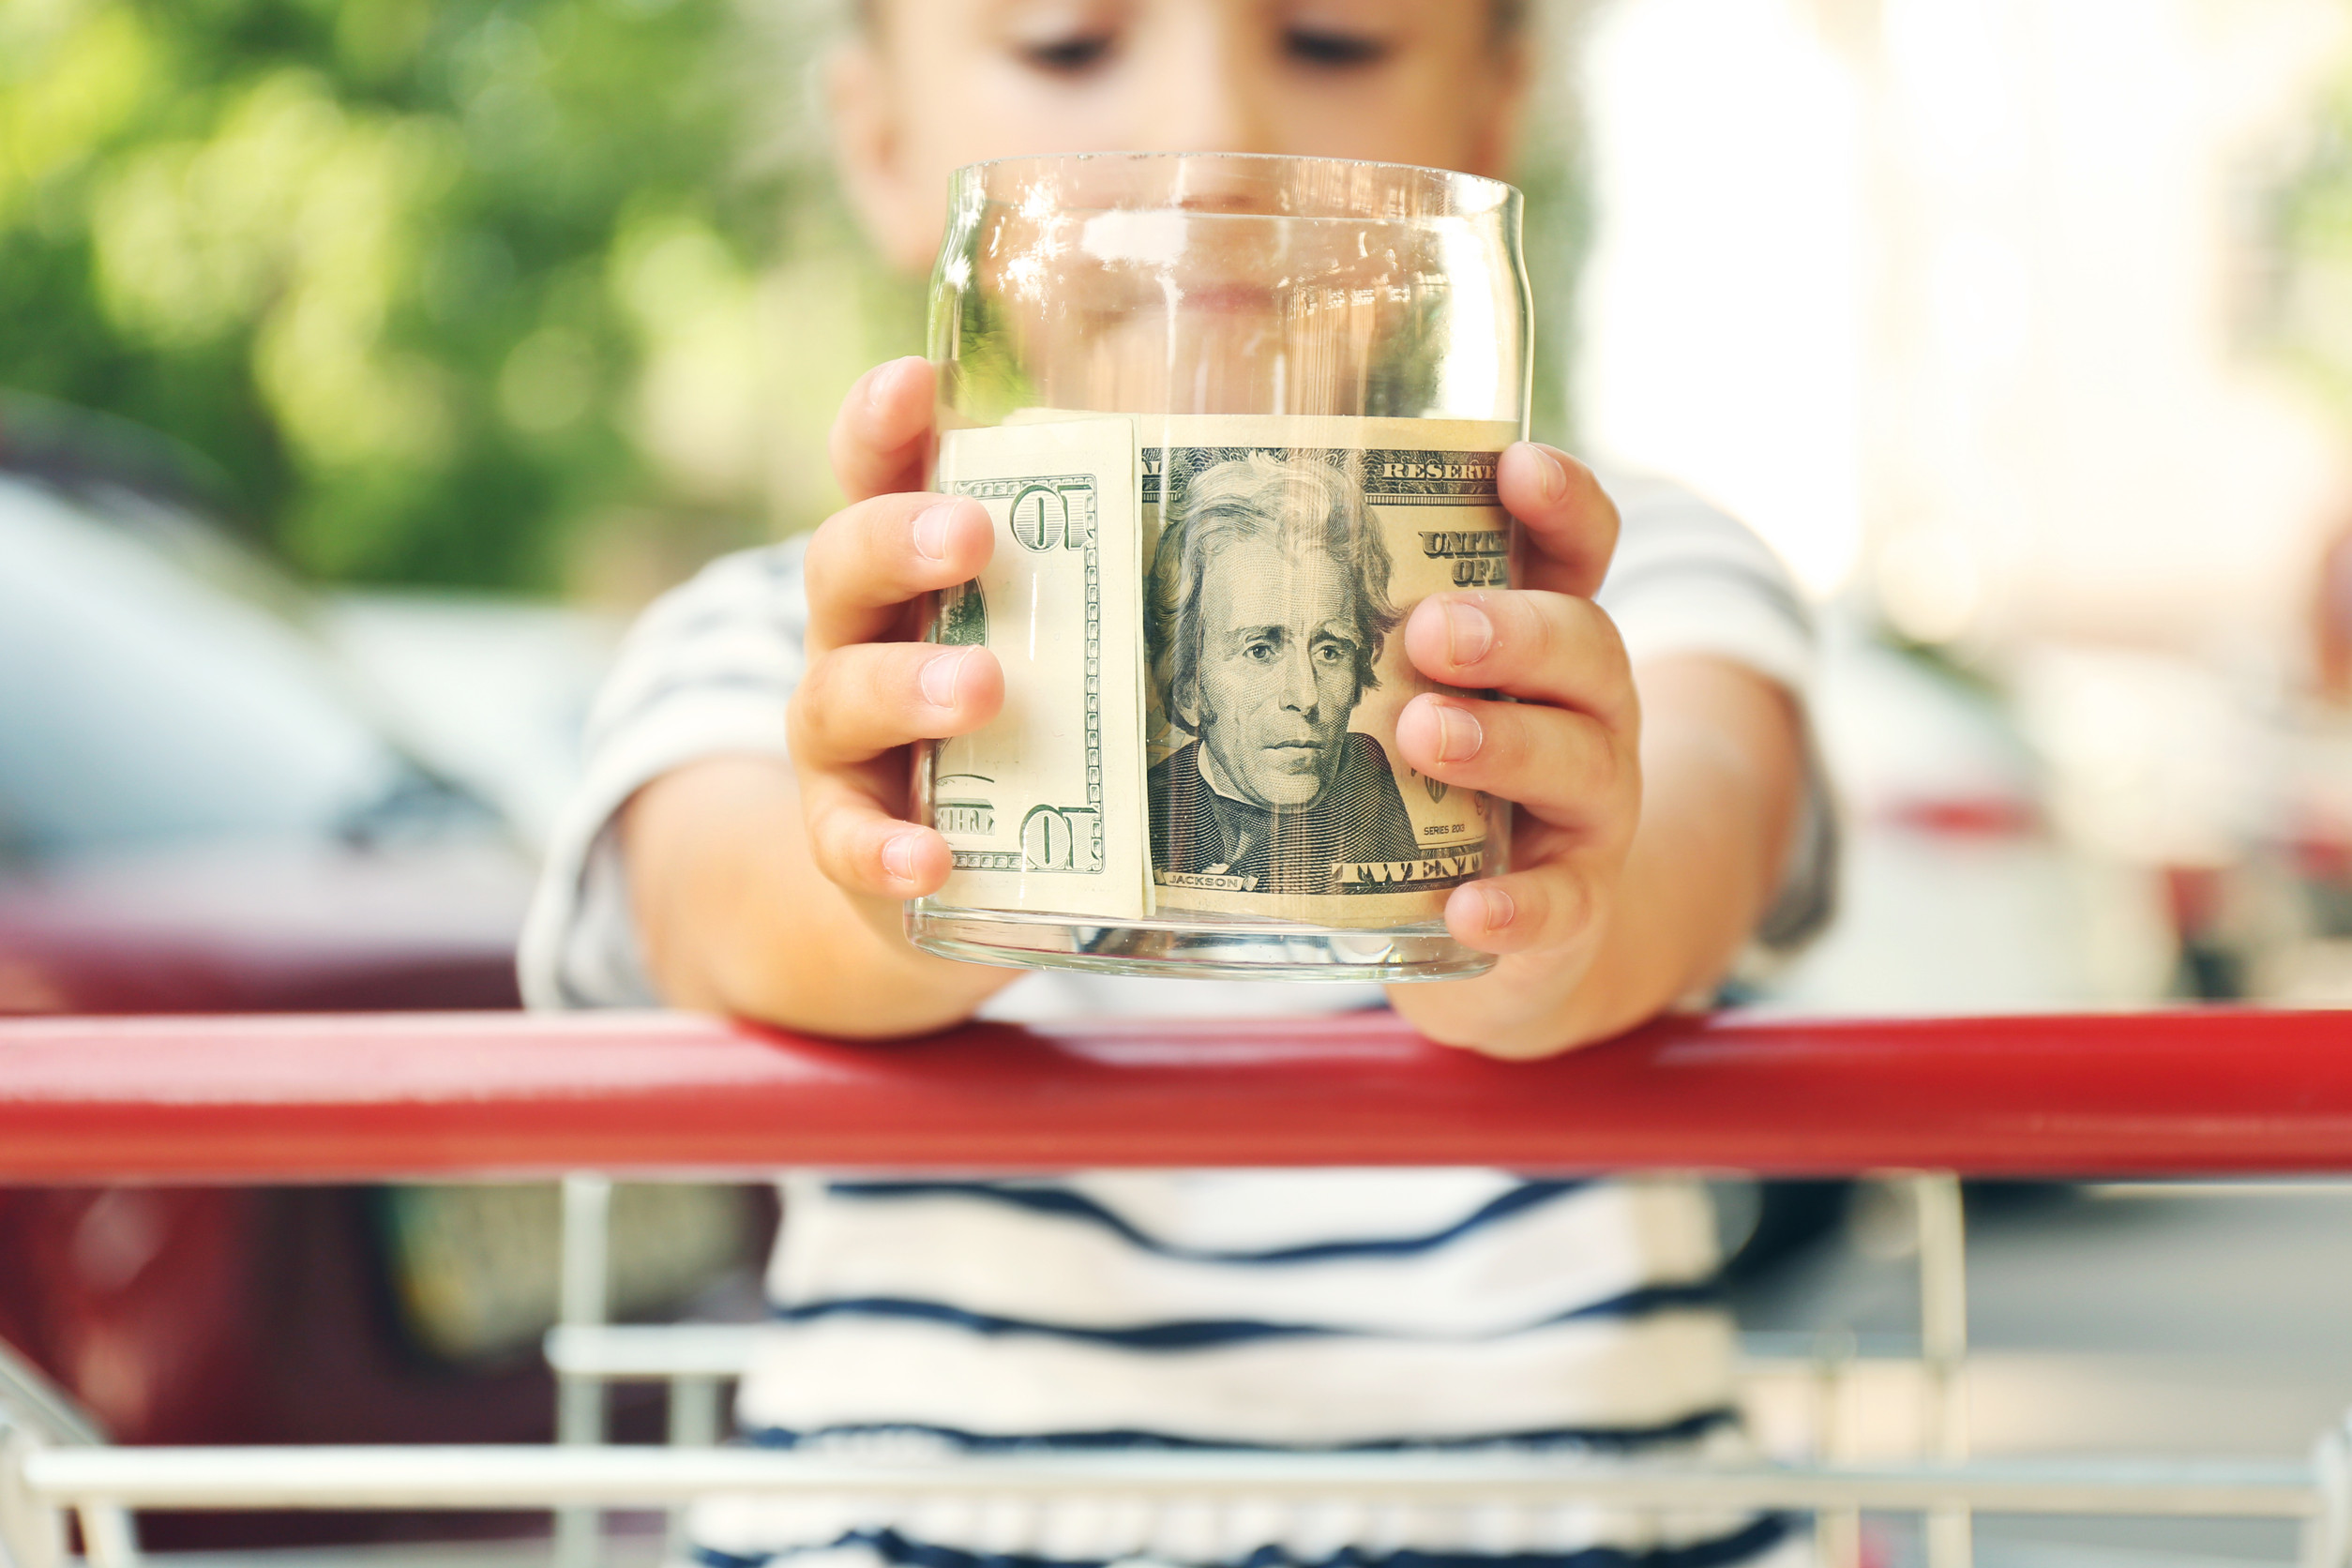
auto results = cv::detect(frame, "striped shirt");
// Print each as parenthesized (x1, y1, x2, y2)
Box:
(520, 468, 1832, 1568)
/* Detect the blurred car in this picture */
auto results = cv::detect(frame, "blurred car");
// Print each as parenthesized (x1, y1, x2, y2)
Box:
(0, 464, 532, 1015)
(0, 427, 762, 1547)
(0, 445, 546, 1537)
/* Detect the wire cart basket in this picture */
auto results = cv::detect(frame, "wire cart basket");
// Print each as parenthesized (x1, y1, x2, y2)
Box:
(4, 1007, 2352, 1568)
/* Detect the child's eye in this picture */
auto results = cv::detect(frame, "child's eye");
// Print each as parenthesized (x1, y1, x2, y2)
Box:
(1281, 25, 1392, 68)
(1019, 31, 1117, 75)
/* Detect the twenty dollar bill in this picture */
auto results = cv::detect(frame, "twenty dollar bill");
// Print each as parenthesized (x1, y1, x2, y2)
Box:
(1139, 415, 1515, 928)
(923, 413, 1515, 932)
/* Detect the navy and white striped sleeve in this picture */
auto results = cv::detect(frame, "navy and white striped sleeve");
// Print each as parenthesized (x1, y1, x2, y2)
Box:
(518, 537, 813, 1011)
(1593, 467, 1836, 951)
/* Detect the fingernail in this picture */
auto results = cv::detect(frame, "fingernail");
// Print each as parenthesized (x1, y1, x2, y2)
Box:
(920, 647, 968, 708)
(867, 355, 917, 417)
(882, 830, 921, 882)
(1432, 698, 1484, 762)
(1527, 444, 1569, 505)
(1441, 599, 1494, 665)
(914, 501, 959, 561)
(1473, 882, 1515, 933)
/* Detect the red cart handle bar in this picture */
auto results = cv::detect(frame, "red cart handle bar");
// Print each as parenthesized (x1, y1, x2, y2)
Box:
(2, 1006, 2349, 1183)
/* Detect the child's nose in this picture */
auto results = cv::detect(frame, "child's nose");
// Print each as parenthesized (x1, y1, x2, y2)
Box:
(1129, 3, 1274, 158)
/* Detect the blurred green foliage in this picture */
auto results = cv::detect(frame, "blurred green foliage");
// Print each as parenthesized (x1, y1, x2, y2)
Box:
(2279, 88, 2352, 415)
(1517, 134, 1589, 453)
(3, 0, 1586, 595)
(0, 0, 830, 591)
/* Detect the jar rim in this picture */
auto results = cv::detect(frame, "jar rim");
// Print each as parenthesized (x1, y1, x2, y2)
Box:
(949, 151, 1518, 221)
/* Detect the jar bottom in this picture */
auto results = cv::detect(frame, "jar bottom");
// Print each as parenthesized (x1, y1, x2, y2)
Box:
(906, 904, 1497, 982)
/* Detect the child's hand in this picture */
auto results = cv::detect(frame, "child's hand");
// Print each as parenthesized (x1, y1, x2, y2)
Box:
(1383, 444, 1804, 1059)
(624, 356, 1019, 1037)
(1380, 441, 1804, 1061)
(1379, 444, 1643, 1058)
(787, 356, 1003, 902)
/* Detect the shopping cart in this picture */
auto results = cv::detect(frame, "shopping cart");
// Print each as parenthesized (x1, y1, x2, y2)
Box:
(4, 1006, 2352, 1568)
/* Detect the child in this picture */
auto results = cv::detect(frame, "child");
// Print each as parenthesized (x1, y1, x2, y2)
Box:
(524, 2, 1831, 1563)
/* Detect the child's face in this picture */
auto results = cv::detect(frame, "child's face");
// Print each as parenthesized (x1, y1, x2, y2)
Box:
(832, 0, 1530, 270)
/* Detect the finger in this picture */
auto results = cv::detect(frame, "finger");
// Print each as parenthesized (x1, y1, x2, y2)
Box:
(803, 491, 994, 655)
(789, 642, 1005, 768)
(828, 356, 936, 504)
(1401, 589, 1636, 729)
(799, 768, 954, 898)
(1442, 863, 1601, 956)
(1392, 691, 1629, 833)
(1500, 443, 1618, 599)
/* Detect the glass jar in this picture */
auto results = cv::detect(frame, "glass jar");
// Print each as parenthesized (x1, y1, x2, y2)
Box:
(909, 151, 1530, 981)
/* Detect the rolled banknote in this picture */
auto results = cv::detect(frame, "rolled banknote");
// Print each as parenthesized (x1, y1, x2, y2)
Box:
(923, 417, 1150, 920)
(923, 414, 1515, 932)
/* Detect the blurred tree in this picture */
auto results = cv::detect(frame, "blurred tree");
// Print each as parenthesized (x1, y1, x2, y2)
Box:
(1517, 116, 1589, 454)
(2, 0, 1586, 595)
(2274, 75, 2352, 417)
(2276, 102, 2352, 411)
(0, 0, 823, 592)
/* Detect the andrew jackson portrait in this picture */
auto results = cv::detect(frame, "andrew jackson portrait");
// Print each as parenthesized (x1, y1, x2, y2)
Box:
(1146, 452, 1423, 894)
